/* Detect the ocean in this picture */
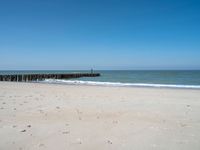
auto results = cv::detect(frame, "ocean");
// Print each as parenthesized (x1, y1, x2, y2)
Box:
(1, 70, 200, 89)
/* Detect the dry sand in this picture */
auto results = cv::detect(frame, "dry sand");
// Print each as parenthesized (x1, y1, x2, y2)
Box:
(0, 82, 200, 150)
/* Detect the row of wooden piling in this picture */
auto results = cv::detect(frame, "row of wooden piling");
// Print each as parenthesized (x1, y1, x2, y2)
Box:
(0, 73, 100, 82)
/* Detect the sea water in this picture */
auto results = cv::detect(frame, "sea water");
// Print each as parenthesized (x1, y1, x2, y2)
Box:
(1, 70, 200, 89)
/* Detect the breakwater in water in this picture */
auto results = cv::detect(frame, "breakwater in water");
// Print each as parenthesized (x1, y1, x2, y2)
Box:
(0, 73, 100, 82)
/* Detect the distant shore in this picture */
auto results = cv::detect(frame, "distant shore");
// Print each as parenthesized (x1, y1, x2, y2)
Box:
(0, 82, 200, 150)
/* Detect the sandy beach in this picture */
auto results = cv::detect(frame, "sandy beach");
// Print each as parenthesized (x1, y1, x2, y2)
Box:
(0, 82, 200, 150)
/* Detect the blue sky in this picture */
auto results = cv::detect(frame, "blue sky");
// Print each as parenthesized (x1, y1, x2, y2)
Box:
(0, 0, 200, 70)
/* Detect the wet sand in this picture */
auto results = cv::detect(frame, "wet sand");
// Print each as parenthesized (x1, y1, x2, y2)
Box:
(0, 82, 200, 150)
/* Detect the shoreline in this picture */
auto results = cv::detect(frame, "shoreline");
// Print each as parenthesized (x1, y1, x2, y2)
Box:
(1, 80, 200, 90)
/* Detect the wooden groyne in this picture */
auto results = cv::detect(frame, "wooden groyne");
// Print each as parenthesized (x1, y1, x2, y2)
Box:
(0, 73, 100, 82)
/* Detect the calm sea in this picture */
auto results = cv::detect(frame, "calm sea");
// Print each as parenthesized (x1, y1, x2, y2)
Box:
(1, 70, 200, 89)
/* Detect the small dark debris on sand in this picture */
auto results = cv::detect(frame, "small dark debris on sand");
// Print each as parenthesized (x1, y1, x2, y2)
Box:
(21, 130, 26, 132)
(107, 140, 112, 144)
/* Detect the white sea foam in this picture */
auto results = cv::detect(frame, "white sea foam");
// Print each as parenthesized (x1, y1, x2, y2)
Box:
(42, 79, 200, 89)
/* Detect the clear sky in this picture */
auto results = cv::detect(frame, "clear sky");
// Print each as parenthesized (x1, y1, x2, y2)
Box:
(0, 0, 200, 70)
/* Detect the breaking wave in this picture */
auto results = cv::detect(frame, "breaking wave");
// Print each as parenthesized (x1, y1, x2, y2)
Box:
(42, 79, 200, 89)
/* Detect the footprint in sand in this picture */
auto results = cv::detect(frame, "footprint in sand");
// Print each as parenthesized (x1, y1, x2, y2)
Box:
(180, 123, 187, 127)
(39, 143, 45, 147)
(38, 110, 44, 113)
(76, 109, 82, 114)
(107, 140, 112, 144)
(113, 120, 118, 124)
(76, 138, 82, 144)
(62, 131, 70, 134)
